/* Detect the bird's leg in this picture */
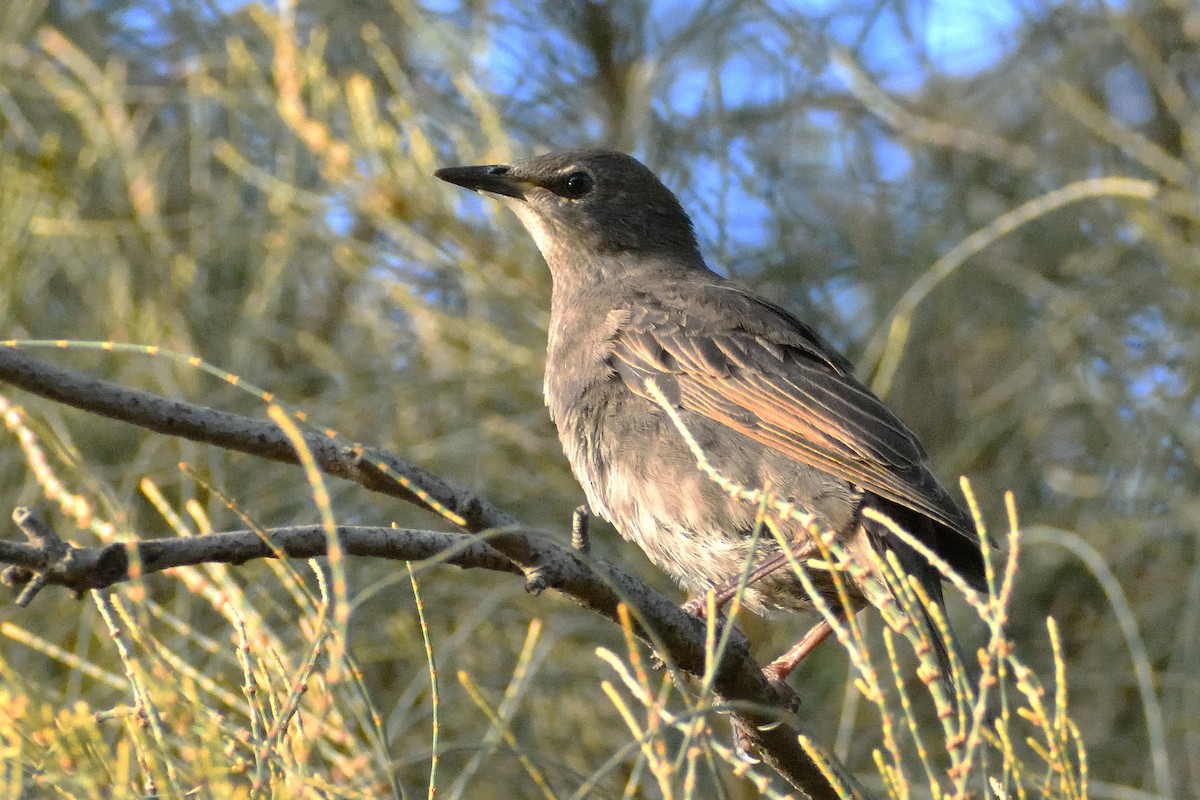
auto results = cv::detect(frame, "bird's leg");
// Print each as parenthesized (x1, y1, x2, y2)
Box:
(681, 539, 819, 619)
(740, 597, 838, 745)
(761, 610, 845, 706)
(571, 504, 591, 553)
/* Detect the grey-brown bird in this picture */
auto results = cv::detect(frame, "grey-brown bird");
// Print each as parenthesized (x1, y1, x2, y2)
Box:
(435, 149, 984, 698)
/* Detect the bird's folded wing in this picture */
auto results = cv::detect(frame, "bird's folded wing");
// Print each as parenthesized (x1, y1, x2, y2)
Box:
(610, 323, 976, 541)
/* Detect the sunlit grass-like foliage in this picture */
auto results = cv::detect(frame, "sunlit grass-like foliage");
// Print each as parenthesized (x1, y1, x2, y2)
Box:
(2, 356, 1086, 799)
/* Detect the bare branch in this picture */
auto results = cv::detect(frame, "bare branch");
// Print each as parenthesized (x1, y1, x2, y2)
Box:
(0, 346, 856, 798)
(0, 346, 514, 531)
(2, 508, 852, 798)
(0, 511, 519, 602)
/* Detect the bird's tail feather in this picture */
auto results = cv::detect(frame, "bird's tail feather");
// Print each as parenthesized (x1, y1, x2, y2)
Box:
(913, 573, 969, 711)
(862, 508, 976, 715)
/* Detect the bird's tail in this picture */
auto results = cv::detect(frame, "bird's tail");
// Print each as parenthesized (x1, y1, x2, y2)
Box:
(862, 510, 976, 716)
(912, 568, 971, 711)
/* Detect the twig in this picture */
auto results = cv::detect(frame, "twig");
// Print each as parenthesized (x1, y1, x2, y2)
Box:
(0, 516, 521, 599)
(0, 346, 513, 532)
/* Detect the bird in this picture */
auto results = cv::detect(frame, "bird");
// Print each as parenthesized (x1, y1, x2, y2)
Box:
(434, 148, 985, 703)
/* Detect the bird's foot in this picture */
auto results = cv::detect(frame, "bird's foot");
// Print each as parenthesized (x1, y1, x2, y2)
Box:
(680, 594, 708, 618)
(570, 504, 591, 553)
(732, 720, 762, 762)
(680, 592, 729, 621)
(760, 663, 802, 721)
(730, 677, 800, 762)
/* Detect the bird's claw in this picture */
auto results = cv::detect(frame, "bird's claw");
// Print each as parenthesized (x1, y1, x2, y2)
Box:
(732, 722, 763, 762)
(680, 595, 707, 618)
(680, 593, 728, 623)
(570, 504, 591, 553)
(762, 671, 802, 719)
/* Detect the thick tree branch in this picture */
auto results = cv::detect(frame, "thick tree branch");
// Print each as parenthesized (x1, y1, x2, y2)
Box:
(0, 346, 513, 531)
(0, 346, 860, 799)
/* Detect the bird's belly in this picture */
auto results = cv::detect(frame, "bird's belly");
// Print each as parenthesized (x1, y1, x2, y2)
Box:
(558, 389, 861, 614)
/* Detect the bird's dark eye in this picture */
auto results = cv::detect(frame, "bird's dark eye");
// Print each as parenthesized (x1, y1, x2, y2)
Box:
(561, 171, 594, 198)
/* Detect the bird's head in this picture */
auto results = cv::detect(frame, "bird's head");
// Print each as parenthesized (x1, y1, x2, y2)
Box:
(435, 149, 702, 276)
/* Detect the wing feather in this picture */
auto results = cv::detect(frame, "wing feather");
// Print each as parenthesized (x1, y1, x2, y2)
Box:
(611, 314, 975, 541)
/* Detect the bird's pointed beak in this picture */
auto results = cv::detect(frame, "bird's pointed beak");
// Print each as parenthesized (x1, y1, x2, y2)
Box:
(434, 163, 528, 200)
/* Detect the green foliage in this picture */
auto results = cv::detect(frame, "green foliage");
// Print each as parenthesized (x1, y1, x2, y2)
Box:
(1, 0, 1195, 797)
